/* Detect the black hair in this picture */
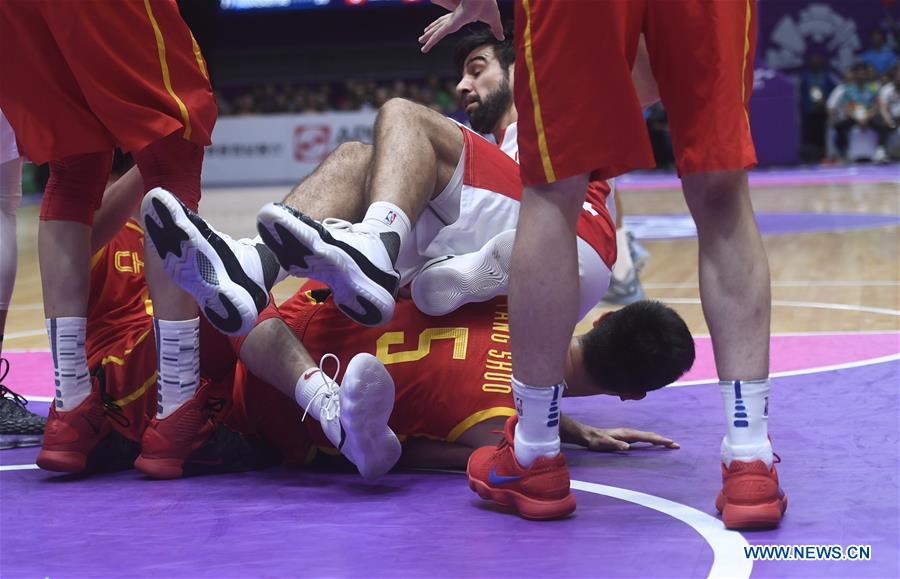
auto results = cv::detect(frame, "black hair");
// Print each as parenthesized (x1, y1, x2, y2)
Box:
(580, 301, 695, 395)
(453, 22, 515, 76)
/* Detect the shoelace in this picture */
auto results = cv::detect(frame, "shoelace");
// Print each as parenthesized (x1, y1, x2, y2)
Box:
(321, 218, 378, 239)
(0, 358, 30, 409)
(93, 367, 131, 428)
(300, 353, 341, 422)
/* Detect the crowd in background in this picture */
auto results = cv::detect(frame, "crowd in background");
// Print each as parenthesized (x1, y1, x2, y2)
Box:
(800, 29, 900, 163)
(216, 75, 462, 117)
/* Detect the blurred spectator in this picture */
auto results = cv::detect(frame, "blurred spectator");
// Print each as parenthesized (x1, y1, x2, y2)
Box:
(834, 63, 881, 161)
(800, 54, 838, 162)
(877, 67, 900, 159)
(860, 30, 898, 77)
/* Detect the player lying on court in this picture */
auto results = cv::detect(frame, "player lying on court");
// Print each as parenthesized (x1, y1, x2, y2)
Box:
(140, 26, 659, 339)
(40, 168, 692, 479)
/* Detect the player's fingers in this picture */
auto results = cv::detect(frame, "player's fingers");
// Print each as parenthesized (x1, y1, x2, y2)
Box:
(487, 11, 505, 40)
(624, 429, 680, 448)
(421, 17, 464, 53)
(419, 14, 450, 42)
(591, 434, 629, 452)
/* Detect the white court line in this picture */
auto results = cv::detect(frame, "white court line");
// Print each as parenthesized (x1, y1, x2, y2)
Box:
(659, 297, 900, 317)
(1, 464, 749, 579)
(670, 353, 900, 388)
(0, 464, 40, 472)
(4, 328, 49, 340)
(570, 480, 751, 579)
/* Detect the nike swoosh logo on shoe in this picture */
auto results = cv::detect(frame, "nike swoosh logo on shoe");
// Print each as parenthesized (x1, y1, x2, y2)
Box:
(303, 369, 320, 381)
(488, 466, 522, 486)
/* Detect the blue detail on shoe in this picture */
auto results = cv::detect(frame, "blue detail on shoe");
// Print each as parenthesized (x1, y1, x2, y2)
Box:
(547, 419, 559, 427)
(735, 405, 745, 411)
(734, 420, 749, 427)
(488, 467, 522, 485)
(734, 413, 747, 418)
(734, 381, 742, 399)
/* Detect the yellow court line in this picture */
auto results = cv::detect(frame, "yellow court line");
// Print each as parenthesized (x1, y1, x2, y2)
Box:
(144, 0, 193, 140)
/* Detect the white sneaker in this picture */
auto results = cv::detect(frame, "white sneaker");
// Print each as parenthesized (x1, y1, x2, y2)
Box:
(303, 353, 401, 480)
(257, 203, 399, 327)
(142, 188, 279, 336)
(411, 229, 515, 316)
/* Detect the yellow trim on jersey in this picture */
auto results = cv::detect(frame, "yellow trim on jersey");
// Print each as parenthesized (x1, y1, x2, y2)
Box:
(90, 246, 108, 271)
(190, 33, 209, 80)
(101, 328, 153, 367)
(143, 0, 193, 140)
(446, 407, 517, 443)
(114, 371, 158, 408)
(741, 0, 752, 130)
(521, 0, 556, 183)
(125, 220, 144, 235)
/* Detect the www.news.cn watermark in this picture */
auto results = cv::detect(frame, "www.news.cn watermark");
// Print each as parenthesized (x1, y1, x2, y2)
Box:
(744, 544, 872, 561)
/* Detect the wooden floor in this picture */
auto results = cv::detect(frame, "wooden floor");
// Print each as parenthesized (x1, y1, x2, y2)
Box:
(5, 175, 899, 350)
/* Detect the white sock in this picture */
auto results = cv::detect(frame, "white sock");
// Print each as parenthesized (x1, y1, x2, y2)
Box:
(359, 202, 411, 264)
(46, 317, 91, 410)
(720, 379, 773, 467)
(611, 227, 635, 282)
(294, 365, 342, 447)
(512, 377, 562, 467)
(154, 317, 200, 418)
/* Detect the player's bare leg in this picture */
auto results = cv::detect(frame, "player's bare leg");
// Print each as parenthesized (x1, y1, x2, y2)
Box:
(257, 99, 462, 326)
(282, 141, 373, 222)
(35, 152, 114, 473)
(239, 318, 401, 479)
(682, 169, 784, 529)
(466, 175, 586, 520)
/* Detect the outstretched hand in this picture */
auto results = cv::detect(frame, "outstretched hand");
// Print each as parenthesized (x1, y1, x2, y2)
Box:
(580, 427, 680, 452)
(419, 0, 504, 53)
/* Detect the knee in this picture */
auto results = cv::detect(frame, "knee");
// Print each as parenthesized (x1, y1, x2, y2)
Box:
(333, 141, 373, 164)
(682, 170, 749, 218)
(40, 152, 113, 225)
(378, 97, 425, 125)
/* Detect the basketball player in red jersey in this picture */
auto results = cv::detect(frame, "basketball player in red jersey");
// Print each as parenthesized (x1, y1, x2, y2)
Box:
(421, 0, 784, 528)
(0, 1, 229, 481)
(69, 170, 689, 478)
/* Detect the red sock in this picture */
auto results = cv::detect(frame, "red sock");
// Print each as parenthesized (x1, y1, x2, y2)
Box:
(133, 131, 204, 211)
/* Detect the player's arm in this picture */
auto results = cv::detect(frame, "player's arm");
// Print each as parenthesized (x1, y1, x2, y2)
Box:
(397, 437, 474, 469)
(560, 413, 679, 451)
(632, 34, 660, 109)
(91, 166, 144, 253)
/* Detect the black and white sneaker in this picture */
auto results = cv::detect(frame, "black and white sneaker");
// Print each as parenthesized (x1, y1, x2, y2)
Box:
(0, 359, 46, 450)
(141, 188, 280, 336)
(411, 229, 515, 316)
(256, 203, 400, 327)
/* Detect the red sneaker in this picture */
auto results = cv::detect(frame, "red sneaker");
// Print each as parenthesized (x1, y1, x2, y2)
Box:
(466, 415, 575, 520)
(37, 389, 111, 473)
(715, 455, 787, 529)
(134, 382, 221, 480)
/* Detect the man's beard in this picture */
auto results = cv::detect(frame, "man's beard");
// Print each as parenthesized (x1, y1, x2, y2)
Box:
(467, 77, 512, 134)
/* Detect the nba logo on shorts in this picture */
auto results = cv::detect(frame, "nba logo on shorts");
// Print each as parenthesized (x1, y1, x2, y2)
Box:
(384, 210, 398, 225)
